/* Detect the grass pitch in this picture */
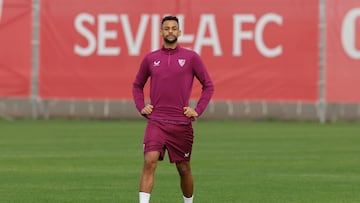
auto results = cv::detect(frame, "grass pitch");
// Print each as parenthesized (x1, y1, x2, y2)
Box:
(1, 119, 360, 203)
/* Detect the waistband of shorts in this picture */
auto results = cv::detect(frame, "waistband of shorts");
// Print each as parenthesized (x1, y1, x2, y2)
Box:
(150, 118, 190, 125)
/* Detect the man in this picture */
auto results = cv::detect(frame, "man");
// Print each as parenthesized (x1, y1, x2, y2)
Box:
(132, 15, 214, 203)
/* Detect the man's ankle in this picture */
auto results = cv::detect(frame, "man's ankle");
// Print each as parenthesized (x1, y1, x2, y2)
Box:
(139, 192, 150, 203)
(183, 195, 194, 203)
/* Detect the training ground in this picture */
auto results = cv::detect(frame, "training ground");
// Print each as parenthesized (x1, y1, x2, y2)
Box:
(1, 119, 360, 202)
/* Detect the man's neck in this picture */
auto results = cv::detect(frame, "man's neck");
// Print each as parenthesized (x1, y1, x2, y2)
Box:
(164, 43, 177, 49)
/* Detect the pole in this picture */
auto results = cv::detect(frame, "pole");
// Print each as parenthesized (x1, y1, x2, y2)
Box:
(318, 0, 327, 123)
(31, 0, 40, 119)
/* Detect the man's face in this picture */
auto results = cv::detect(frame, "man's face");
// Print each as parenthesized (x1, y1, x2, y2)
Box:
(161, 20, 181, 44)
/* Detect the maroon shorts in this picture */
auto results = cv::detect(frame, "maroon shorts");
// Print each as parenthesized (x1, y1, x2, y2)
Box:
(143, 119, 194, 163)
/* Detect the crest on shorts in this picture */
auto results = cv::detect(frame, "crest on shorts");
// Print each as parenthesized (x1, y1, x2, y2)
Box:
(178, 59, 186, 67)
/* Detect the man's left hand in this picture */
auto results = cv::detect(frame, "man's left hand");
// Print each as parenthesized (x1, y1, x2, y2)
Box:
(183, 107, 198, 118)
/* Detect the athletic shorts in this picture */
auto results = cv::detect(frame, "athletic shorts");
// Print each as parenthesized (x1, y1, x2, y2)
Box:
(143, 119, 194, 163)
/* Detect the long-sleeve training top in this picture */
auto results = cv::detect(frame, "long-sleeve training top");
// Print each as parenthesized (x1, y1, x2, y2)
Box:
(132, 45, 214, 123)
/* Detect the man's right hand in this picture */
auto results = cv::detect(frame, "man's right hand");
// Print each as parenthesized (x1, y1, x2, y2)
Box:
(141, 104, 154, 115)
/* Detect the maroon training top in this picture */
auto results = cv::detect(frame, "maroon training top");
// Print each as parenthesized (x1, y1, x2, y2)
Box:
(132, 45, 214, 123)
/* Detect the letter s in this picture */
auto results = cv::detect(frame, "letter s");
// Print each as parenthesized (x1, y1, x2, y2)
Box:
(74, 13, 96, 56)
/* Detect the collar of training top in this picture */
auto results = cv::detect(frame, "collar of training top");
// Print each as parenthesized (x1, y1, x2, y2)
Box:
(161, 45, 180, 54)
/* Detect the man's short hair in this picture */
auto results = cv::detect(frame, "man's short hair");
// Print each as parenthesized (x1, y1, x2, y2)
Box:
(161, 16, 179, 25)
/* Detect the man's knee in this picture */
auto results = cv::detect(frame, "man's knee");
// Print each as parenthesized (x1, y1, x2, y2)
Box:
(176, 161, 192, 176)
(143, 152, 160, 171)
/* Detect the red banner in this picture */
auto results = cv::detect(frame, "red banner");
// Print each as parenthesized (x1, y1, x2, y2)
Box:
(326, 0, 360, 102)
(39, 0, 319, 101)
(0, 0, 31, 97)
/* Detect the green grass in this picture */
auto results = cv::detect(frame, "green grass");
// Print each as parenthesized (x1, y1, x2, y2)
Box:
(0, 119, 360, 203)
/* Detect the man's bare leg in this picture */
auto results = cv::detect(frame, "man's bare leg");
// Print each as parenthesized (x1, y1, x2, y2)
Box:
(139, 151, 160, 203)
(176, 161, 194, 202)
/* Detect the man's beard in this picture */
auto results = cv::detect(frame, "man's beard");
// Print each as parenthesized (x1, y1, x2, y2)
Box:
(164, 36, 178, 44)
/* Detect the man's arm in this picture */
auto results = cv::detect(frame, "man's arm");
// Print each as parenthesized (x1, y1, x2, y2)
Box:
(192, 54, 214, 116)
(132, 57, 150, 114)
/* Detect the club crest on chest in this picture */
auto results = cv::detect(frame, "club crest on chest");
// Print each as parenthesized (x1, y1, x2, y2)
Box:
(178, 59, 186, 67)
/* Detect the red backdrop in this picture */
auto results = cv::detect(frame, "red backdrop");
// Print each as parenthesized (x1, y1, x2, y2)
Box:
(39, 0, 319, 101)
(0, 0, 31, 97)
(326, 0, 360, 102)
